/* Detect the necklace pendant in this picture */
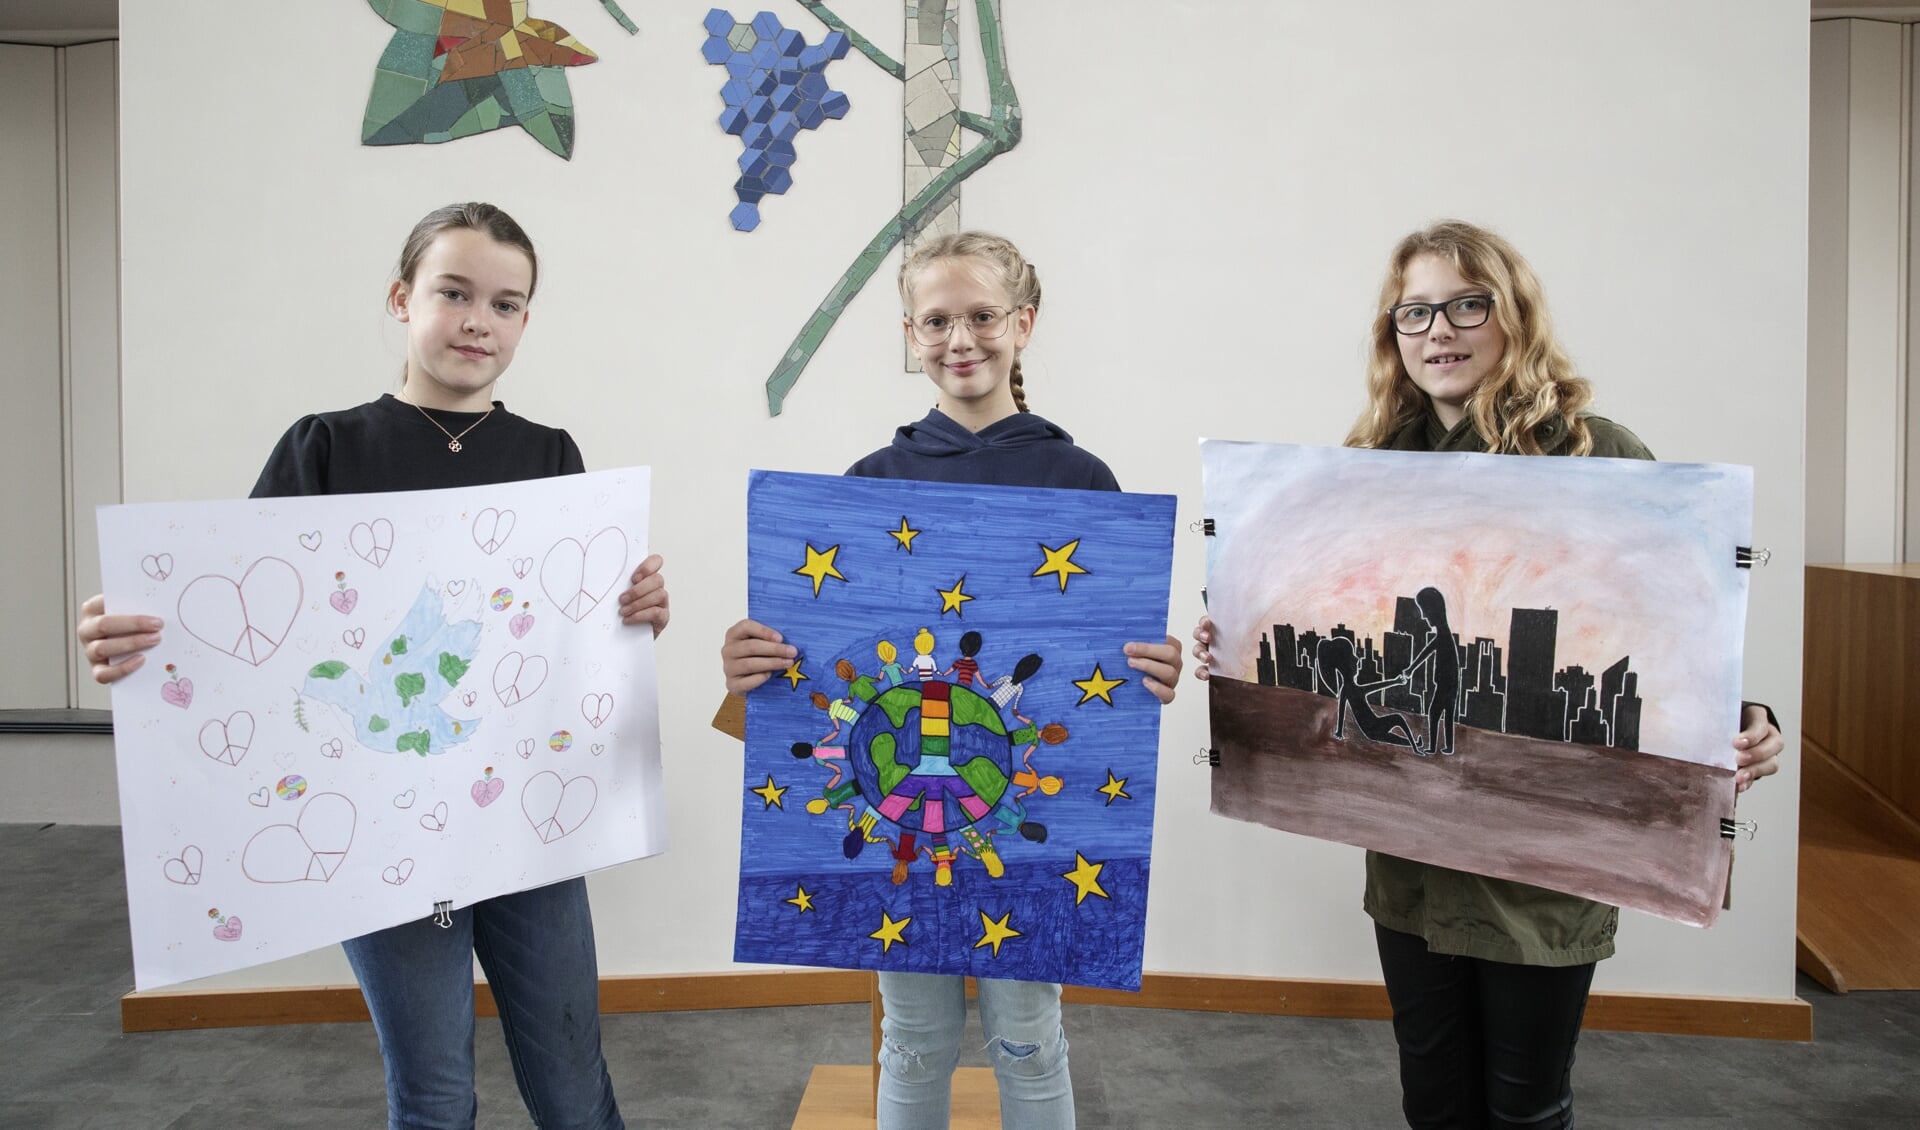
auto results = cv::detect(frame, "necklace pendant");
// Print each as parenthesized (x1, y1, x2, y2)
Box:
(448, 439, 463, 453)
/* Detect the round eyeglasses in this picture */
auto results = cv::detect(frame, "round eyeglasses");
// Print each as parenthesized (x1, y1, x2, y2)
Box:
(907, 306, 1018, 347)
(1388, 294, 1494, 336)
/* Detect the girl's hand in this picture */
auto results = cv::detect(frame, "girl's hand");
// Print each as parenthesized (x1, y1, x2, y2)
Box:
(1126, 635, 1183, 705)
(1733, 703, 1784, 793)
(1190, 615, 1215, 682)
(77, 594, 164, 685)
(619, 554, 670, 636)
(723, 618, 797, 695)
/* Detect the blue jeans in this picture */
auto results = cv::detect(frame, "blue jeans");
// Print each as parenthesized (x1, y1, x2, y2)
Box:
(342, 877, 622, 1130)
(876, 972, 1073, 1130)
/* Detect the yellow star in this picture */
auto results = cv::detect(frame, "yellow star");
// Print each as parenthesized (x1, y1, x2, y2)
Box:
(750, 775, 788, 809)
(1032, 539, 1088, 593)
(1097, 770, 1131, 805)
(1062, 853, 1110, 905)
(1073, 664, 1126, 706)
(785, 885, 814, 913)
(869, 911, 911, 953)
(782, 660, 808, 689)
(889, 516, 921, 552)
(793, 543, 847, 597)
(936, 575, 974, 617)
(974, 909, 1023, 957)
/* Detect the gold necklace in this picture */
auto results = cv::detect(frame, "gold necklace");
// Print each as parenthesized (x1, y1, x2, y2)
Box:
(410, 400, 493, 453)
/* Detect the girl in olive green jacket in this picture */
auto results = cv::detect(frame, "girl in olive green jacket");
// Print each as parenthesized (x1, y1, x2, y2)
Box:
(1194, 220, 1782, 1130)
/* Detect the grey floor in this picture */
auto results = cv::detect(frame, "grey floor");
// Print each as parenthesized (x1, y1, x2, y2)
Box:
(4, 824, 1916, 1129)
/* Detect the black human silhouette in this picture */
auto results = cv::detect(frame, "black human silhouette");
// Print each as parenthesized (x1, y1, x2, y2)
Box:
(1315, 636, 1420, 751)
(1403, 586, 1460, 755)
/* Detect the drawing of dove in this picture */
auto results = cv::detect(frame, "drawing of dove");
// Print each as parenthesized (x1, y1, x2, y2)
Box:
(303, 585, 482, 756)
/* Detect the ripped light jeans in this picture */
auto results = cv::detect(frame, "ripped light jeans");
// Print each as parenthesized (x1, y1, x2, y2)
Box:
(876, 972, 1073, 1130)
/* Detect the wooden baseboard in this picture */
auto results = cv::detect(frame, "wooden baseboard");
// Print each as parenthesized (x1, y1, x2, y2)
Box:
(122, 968, 1810, 1041)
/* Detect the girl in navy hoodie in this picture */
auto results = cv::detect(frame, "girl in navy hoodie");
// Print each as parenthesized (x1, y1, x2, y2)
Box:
(722, 231, 1182, 1129)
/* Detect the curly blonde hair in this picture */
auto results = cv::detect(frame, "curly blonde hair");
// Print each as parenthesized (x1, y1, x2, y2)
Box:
(1344, 221, 1594, 455)
(899, 231, 1042, 413)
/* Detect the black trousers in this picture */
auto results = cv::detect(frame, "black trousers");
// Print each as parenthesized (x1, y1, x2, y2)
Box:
(1375, 923, 1597, 1130)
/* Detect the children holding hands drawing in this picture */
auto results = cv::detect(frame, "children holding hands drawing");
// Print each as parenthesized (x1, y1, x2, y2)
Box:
(78, 202, 666, 1130)
(1192, 219, 1783, 1129)
(721, 231, 1183, 1130)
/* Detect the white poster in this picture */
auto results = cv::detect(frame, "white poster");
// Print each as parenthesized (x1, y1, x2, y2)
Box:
(98, 467, 666, 990)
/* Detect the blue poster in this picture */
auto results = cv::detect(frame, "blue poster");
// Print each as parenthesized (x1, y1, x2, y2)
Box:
(736, 471, 1176, 991)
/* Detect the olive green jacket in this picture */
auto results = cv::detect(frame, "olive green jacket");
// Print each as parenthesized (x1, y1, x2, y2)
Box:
(1363, 408, 1652, 966)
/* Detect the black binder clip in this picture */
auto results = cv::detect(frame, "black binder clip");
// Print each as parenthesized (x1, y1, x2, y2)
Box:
(432, 900, 453, 928)
(1734, 547, 1771, 569)
(1191, 747, 1221, 767)
(1719, 817, 1758, 840)
(1188, 518, 1216, 535)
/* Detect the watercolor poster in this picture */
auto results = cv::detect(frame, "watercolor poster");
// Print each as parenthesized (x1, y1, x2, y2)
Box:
(736, 471, 1175, 990)
(1200, 441, 1753, 927)
(98, 468, 666, 990)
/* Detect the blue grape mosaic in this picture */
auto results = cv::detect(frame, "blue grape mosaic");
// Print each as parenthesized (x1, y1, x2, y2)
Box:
(701, 9, 852, 232)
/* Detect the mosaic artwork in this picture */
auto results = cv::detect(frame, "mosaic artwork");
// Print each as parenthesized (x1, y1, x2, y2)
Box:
(1200, 441, 1755, 927)
(735, 471, 1175, 990)
(700, 10, 853, 232)
(701, 2, 1022, 413)
(362, 0, 635, 160)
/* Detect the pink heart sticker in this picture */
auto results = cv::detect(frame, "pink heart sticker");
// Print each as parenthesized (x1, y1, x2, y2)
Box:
(509, 613, 534, 639)
(161, 678, 195, 709)
(176, 557, 303, 667)
(330, 589, 359, 614)
(212, 916, 243, 941)
(472, 777, 505, 807)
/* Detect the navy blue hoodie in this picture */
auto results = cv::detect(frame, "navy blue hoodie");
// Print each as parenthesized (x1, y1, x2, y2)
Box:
(845, 408, 1120, 492)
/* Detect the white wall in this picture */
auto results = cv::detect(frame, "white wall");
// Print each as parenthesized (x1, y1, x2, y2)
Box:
(114, 1, 1809, 1000)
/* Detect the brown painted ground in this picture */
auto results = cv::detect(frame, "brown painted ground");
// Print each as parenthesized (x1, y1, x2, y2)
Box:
(1208, 676, 1734, 927)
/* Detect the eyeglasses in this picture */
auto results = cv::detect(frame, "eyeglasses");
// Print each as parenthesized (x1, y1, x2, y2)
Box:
(1388, 294, 1495, 336)
(907, 306, 1019, 347)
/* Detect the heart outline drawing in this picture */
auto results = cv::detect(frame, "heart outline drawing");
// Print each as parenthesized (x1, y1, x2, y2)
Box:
(540, 529, 628, 623)
(510, 557, 532, 579)
(198, 711, 256, 767)
(298, 531, 322, 552)
(349, 519, 395, 568)
(177, 557, 303, 667)
(248, 788, 270, 807)
(382, 858, 415, 885)
(590, 743, 605, 757)
(162, 845, 203, 885)
(242, 792, 356, 883)
(320, 739, 343, 759)
(521, 771, 598, 844)
(342, 628, 365, 648)
(419, 801, 449, 832)
(493, 652, 548, 708)
(393, 788, 416, 809)
(581, 693, 613, 729)
(473, 508, 517, 555)
(140, 553, 174, 581)
(472, 776, 505, 807)
(516, 738, 535, 760)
